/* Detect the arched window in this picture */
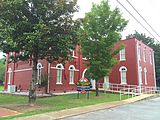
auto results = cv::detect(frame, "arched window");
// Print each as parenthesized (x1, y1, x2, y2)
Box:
(69, 65, 75, 84)
(37, 63, 42, 84)
(119, 66, 127, 84)
(56, 64, 64, 84)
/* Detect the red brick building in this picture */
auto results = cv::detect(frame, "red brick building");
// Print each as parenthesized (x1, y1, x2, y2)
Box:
(4, 38, 156, 93)
(108, 38, 156, 87)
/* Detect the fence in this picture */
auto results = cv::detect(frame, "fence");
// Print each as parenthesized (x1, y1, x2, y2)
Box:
(98, 83, 160, 100)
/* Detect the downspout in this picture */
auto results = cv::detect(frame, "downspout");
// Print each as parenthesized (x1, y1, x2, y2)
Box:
(152, 51, 157, 88)
(12, 61, 15, 85)
(47, 63, 50, 93)
(11, 53, 16, 85)
(136, 41, 139, 85)
(4, 54, 9, 90)
(136, 40, 141, 93)
(78, 45, 81, 80)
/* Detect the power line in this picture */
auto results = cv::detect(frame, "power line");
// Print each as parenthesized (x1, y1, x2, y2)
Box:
(126, 0, 160, 38)
(116, 0, 159, 41)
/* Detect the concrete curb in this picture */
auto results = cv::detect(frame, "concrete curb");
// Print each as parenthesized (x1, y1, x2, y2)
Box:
(15, 94, 156, 120)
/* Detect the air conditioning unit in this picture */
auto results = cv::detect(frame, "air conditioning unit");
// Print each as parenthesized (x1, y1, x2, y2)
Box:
(8, 85, 16, 93)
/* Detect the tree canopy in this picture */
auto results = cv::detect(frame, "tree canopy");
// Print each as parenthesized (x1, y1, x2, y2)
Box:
(0, 0, 80, 103)
(0, 58, 5, 83)
(0, 0, 80, 62)
(78, 0, 128, 96)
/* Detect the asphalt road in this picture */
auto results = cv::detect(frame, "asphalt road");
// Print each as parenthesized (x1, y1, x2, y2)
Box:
(62, 97, 160, 120)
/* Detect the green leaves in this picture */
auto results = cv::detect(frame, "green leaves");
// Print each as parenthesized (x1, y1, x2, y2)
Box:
(78, 0, 128, 80)
(0, 0, 80, 63)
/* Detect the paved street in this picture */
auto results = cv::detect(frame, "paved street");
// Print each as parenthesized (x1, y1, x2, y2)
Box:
(63, 97, 160, 120)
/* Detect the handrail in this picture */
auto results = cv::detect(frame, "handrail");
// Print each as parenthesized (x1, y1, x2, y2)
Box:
(98, 83, 160, 100)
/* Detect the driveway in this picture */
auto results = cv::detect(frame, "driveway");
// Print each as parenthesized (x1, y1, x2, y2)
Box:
(63, 97, 160, 120)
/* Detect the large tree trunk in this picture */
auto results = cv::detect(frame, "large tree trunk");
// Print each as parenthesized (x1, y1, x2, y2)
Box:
(95, 80, 99, 96)
(28, 58, 38, 105)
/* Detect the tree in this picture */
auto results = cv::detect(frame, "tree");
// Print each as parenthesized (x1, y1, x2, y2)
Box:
(126, 31, 160, 87)
(0, 0, 80, 104)
(0, 58, 5, 83)
(126, 31, 155, 47)
(78, 0, 128, 96)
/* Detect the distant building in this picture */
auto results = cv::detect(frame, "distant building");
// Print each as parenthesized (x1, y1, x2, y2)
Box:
(4, 38, 156, 93)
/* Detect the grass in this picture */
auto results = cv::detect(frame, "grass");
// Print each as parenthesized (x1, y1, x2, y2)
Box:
(0, 85, 4, 91)
(0, 92, 129, 120)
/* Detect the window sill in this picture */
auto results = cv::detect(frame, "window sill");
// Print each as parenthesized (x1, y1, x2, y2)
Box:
(56, 82, 62, 85)
(82, 57, 87, 60)
(120, 59, 126, 61)
(69, 83, 74, 85)
(72, 56, 78, 59)
(121, 83, 127, 85)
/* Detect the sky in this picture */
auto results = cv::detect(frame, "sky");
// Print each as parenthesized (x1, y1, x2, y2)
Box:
(75, 0, 160, 41)
(0, 0, 160, 59)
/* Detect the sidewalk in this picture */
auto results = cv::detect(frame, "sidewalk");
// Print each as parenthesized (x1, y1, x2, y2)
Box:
(0, 107, 20, 117)
(14, 94, 155, 120)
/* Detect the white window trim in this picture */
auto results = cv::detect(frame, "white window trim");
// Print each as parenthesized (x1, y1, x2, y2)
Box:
(120, 48, 126, 61)
(139, 66, 142, 85)
(150, 53, 152, 65)
(8, 68, 12, 85)
(119, 66, 127, 84)
(69, 65, 75, 84)
(143, 49, 146, 62)
(72, 50, 78, 58)
(144, 68, 147, 85)
(56, 64, 64, 84)
(56, 64, 64, 69)
(69, 70, 74, 84)
(14, 68, 32, 72)
(138, 47, 141, 61)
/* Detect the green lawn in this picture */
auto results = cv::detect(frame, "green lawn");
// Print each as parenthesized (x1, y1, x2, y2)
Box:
(0, 92, 129, 119)
(0, 85, 4, 91)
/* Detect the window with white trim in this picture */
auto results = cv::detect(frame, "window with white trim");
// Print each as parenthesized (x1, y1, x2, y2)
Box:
(37, 63, 42, 84)
(120, 48, 126, 61)
(56, 64, 64, 84)
(150, 53, 152, 64)
(139, 66, 142, 85)
(119, 66, 127, 84)
(143, 49, 146, 62)
(144, 68, 147, 85)
(138, 47, 141, 61)
(69, 65, 75, 84)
